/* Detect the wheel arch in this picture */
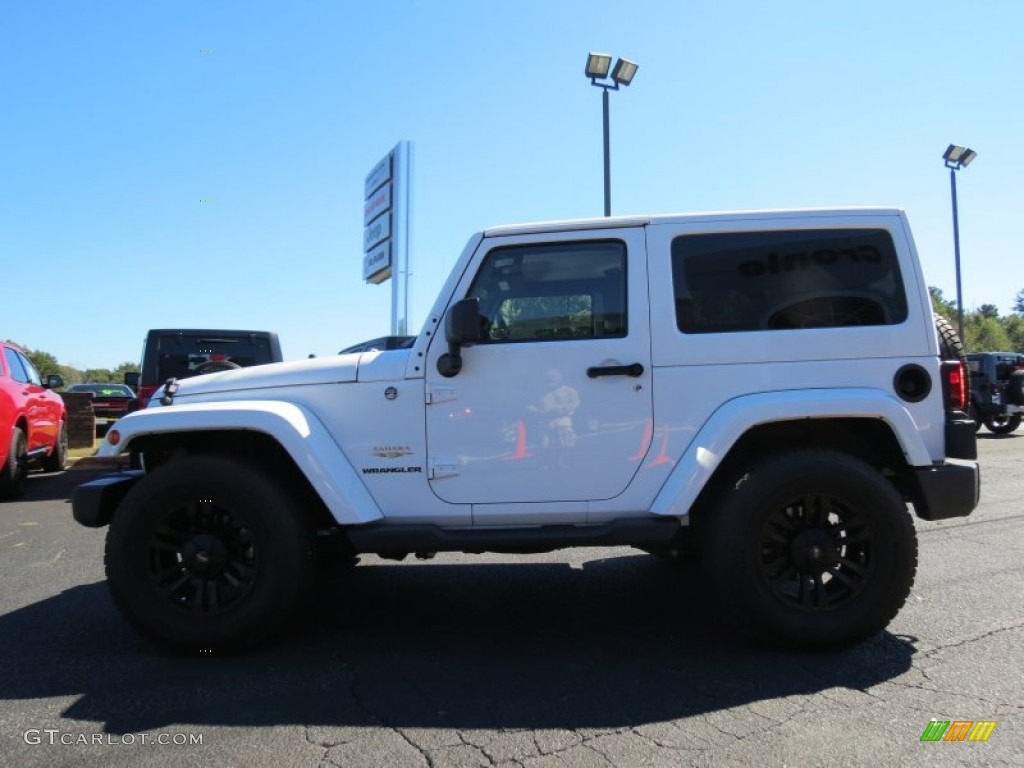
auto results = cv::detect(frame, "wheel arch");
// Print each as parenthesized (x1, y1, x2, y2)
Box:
(650, 389, 929, 522)
(105, 402, 382, 527)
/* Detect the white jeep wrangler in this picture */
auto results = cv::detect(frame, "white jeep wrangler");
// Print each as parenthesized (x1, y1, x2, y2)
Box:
(74, 208, 979, 652)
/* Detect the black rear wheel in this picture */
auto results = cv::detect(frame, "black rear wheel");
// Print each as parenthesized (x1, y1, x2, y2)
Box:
(105, 455, 315, 652)
(0, 427, 28, 499)
(983, 414, 1021, 435)
(702, 450, 917, 649)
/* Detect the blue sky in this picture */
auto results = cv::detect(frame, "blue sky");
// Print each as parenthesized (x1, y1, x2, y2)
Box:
(2, 1, 1020, 368)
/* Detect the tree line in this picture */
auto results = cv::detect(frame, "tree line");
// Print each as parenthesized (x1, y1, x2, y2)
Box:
(6, 341, 138, 387)
(930, 288, 1024, 352)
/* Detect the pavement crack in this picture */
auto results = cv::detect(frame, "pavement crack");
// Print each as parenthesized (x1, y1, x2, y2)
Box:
(455, 731, 499, 766)
(392, 727, 434, 768)
(921, 622, 1024, 657)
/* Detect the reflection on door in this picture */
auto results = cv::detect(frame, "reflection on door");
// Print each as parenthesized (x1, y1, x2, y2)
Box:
(425, 233, 652, 505)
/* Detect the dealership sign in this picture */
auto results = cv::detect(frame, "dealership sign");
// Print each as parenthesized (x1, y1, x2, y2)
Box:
(363, 151, 394, 284)
(360, 142, 412, 335)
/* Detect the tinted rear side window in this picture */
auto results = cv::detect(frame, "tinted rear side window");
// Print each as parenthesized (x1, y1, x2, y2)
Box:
(672, 229, 907, 334)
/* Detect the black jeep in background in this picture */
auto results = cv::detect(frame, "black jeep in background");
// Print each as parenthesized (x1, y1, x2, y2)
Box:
(967, 351, 1024, 434)
(125, 329, 283, 410)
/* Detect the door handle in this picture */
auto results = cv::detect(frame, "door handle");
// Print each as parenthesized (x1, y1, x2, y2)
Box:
(586, 363, 644, 378)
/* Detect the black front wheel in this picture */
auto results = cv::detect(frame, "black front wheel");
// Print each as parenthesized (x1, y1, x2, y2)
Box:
(42, 421, 68, 473)
(104, 455, 315, 652)
(702, 450, 917, 649)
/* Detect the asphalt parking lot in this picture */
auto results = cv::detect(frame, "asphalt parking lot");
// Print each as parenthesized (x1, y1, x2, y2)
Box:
(1, 436, 1021, 767)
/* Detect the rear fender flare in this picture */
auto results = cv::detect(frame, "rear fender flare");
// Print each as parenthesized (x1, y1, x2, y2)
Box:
(649, 388, 930, 520)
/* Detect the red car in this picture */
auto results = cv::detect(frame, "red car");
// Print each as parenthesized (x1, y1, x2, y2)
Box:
(0, 340, 67, 498)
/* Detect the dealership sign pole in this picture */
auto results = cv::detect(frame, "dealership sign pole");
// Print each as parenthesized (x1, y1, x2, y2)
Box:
(363, 141, 413, 335)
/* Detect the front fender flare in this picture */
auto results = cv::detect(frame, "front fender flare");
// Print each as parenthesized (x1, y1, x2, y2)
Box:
(650, 388, 930, 520)
(100, 401, 382, 525)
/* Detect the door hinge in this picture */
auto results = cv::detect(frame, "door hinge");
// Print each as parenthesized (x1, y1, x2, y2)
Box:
(428, 459, 461, 479)
(426, 387, 457, 405)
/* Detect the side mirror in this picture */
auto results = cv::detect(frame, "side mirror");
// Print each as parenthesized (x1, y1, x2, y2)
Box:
(124, 371, 140, 391)
(45, 374, 63, 390)
(438, 298, 482, 377)
(445, 298, 482, 346)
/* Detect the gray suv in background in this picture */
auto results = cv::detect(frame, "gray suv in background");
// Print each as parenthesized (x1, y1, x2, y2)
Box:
(967, 351, 1024, 433)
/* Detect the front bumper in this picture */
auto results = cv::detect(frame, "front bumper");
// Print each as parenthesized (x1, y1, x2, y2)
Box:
(72, 471, 143, 527)
(912, 460, 980, 521)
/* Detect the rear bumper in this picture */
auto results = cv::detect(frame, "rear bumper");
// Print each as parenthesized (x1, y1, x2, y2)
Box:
(72, 471, 142, 528)
(945, 413, 978, 460)
(912, 460, 980, 521)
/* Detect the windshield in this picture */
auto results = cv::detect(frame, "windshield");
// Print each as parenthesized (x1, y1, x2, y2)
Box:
(69, 384, 135, 397)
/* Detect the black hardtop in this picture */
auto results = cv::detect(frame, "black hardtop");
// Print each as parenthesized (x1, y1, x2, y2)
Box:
(140, 329, 283, 387)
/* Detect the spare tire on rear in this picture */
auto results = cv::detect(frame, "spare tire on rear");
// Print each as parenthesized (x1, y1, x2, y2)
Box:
(935, 314, 969, 393)
(1008, 369, 1024, 407)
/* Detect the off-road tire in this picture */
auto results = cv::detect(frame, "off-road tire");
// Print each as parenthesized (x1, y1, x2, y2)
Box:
(41, 421, 68, 473)
(0, 427, 28, 499)
(1007, 370, 1024, 407)
(104, 454, 315, 652)
(935, 314, 969, 392)
(702, 449, 917, 649)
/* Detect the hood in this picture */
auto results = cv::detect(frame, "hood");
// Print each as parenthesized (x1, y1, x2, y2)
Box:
(160, 354, 363, 400)
(155, 348, 414, 402)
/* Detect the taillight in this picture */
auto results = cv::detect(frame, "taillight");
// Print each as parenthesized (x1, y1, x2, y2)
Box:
(942, 362, 967, 411)
(138, 384, 158, 408)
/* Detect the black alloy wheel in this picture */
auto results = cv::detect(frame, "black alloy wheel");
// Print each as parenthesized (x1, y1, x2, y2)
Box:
(759, 492, 872, 611)
(147, 499, 257, 615)
(105, 455, 314, 652)
(702, 449, 917, 649)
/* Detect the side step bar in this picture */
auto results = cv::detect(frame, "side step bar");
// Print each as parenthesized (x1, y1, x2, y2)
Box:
(346, 517, 682, 556)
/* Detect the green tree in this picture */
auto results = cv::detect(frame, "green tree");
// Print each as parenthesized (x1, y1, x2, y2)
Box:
(58, 365, 84, 386)
(13, 344, 61, 377)
(978, 303, 1000, 319)
(1014, 289, 1024, 315)
(1003, 315, 1024, 350)
(2, 341, 138, 385)
(965, 315, 1012, 352)
(111, 361, 140, 383)
(929, 286, 957, 324)
(82, 368, 114, 383)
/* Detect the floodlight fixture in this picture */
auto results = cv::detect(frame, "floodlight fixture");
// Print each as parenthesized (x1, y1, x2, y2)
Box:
(586, 52, 613, 80)
(943, 144, 977, 170)
(584, 52, 640, 216)
(611, 58, 639, 86)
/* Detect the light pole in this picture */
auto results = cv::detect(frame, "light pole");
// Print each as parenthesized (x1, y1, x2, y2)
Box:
(942, 144, 977, 343)
(585, 52, 638, 217)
